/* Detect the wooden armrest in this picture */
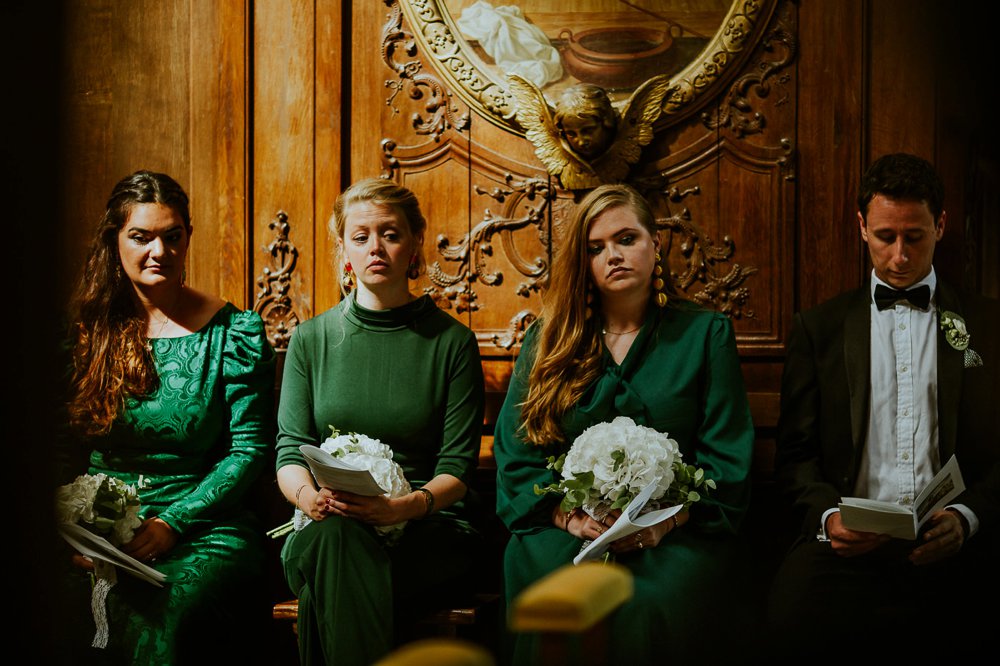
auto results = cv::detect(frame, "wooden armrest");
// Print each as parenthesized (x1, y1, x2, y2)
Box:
(272, 599, 300, 620)
(509, 562, 633, 633)
(373, 638, 495, 666)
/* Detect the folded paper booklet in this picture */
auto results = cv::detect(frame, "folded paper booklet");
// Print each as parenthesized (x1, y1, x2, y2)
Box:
(574, 481, 684, 564)
(58, 522, 166, 586)
(299, 444, 387, 496)
(838, 454, 965, 540)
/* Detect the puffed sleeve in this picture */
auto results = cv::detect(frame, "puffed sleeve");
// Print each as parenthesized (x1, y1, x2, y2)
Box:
(157, 309, 276, 533)
(494, 323, 563, 534)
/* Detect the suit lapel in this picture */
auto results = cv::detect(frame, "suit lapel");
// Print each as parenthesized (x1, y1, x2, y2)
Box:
(843, 284, 871, 455)
(935, 280, 964, 461)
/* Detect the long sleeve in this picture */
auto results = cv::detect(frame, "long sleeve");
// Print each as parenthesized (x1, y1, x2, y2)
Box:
(158, 312, 276, 533)
(494, 325, 563, 534)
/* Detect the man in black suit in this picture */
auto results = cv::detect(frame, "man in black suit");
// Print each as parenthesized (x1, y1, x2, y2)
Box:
(768, 153, 1000, 656)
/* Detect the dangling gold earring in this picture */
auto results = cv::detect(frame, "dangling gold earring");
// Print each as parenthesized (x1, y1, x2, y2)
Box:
(407, 255, 420, 280)
(653, 252, 667, 308)
(342, 262, 355, 289)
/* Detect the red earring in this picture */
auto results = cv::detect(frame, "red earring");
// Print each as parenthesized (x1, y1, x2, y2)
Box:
(342, 262, 355, 289)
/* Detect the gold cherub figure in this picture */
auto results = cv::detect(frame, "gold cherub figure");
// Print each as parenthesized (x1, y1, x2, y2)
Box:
(507, 73, 673, 191)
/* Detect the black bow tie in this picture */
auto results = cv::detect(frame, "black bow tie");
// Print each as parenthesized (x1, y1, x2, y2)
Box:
(873, 283, 931, 311)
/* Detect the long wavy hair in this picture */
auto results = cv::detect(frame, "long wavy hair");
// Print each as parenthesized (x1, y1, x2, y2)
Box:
(67, 171, 191, 435)
(519, 183, 681, 445)
(329, 177, 427, 297)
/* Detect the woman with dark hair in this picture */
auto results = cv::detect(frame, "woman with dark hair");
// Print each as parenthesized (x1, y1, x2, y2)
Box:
(59, 170, 276, 664)
(275, 178, 485, 665)
(494, 183, 754, 663)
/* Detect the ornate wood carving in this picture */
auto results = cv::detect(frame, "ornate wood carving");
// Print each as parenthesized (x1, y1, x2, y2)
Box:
(381, 1, 788, 349)
(382, 0, 469, 142)
(655, 186, 758, 319)
(425, 175, 553, 315)
(253, 211, 300, 351)
(701, 1, 798, 138)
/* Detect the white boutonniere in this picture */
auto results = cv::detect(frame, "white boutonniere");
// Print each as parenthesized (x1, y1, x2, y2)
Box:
(939, 310, 983, 368)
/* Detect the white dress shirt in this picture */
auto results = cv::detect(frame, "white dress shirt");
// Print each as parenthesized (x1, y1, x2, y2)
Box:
(856, 269, 939, 502)
(819, 268, 978, 538)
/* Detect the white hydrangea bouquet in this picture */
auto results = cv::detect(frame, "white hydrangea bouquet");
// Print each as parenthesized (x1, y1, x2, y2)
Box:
(269, 426, 411, 542)
(535, 416, 716, 522)
(55, 473, 148, 648)
(55, 473, 143, 546)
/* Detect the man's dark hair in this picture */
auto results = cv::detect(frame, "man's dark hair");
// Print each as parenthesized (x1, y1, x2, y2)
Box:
(857, 153, 944, 222)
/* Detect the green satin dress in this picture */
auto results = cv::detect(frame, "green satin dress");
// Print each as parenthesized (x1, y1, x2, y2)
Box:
(62, 304, 276, 665)
(494, 304, 754, 665)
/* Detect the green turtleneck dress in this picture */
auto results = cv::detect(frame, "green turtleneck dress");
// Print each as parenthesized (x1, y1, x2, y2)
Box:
(276, 294, 485, 666)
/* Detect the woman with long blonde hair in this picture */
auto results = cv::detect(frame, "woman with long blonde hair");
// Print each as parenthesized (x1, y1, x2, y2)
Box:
(494, 183, 754, 663)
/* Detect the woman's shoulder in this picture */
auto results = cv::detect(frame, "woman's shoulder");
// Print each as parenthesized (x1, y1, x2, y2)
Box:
(287, 301, 347, 340)
(416, 296, 478, 341)
(659, 302, 734, 341)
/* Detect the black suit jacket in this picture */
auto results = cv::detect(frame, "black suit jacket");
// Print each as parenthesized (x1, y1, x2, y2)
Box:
(775, 277, 1000, 543)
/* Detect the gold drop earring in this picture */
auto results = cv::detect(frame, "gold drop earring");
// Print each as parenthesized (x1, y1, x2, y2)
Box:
(653, 252, 667, 308)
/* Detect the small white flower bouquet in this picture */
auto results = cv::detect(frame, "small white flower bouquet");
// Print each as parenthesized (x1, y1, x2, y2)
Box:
(269, 426, 411, 542)
(55, 473, 143, 546)
(55, 473, 150, 649)
(535, 416, 716, 522)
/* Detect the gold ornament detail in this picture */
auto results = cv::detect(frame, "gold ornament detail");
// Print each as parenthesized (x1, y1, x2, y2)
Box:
(507, 73, 673, 191)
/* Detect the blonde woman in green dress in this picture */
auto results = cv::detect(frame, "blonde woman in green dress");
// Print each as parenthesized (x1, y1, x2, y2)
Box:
(275, 178, 485, 666)
(59, 171, 276, 664)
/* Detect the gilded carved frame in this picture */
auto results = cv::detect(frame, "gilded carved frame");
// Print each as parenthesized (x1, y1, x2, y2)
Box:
(397, 0, 778, 133)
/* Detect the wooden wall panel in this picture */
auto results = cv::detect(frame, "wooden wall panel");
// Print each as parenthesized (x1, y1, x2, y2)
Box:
(61, 0, 250, 309)
(253, 0, 316, 321)
(315, 0, 345, 314)
(190, 0, 248, 307)
(795, 0, 866, 311)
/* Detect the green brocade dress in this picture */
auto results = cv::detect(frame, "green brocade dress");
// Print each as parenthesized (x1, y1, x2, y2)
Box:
(494, 305, 754, 665)
(63, 304, 276, 664)
(276, 294, 485, 666)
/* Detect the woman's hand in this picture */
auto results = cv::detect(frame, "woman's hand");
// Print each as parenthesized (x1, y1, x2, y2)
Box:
(70, 553, 95, 571)
(323, 490, 410, 526)
(553, 505, 616, 541)
(609, 508, 689, 555)
(121, 517, 179, 563)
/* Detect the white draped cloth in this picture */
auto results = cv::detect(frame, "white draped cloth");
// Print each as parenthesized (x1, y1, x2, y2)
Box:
(457, 1, 563, 88)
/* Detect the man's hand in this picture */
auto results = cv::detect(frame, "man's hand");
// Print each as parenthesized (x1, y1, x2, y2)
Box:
(826, 511, 891, 557)
(909, 509, 965, 565)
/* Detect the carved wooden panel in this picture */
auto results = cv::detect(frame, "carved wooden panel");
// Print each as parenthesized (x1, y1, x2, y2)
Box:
(370, 0, 796, 365)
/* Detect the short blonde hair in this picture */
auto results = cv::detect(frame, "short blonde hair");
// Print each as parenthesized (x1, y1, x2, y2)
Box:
(329, 178, 427, 287)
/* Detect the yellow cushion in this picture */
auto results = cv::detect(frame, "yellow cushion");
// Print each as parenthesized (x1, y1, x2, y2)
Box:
(510, 562, 634, 632)
(373, 638, 495, 666)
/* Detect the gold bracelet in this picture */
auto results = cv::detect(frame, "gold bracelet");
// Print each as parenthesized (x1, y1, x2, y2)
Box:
(294, 484, 310, 511)
(415, 487, 435, 518)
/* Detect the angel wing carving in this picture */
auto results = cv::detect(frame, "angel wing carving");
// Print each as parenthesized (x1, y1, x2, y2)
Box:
(507, 72, 673, 191)
(506, 73, 599, 190)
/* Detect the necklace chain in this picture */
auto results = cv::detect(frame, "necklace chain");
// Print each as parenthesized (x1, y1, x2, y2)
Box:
(602, 325, 641, 336)
(145, 289, 183, 350)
